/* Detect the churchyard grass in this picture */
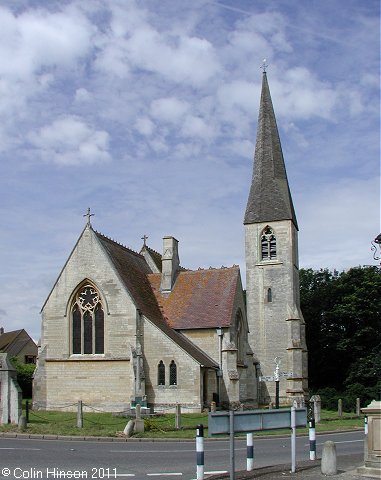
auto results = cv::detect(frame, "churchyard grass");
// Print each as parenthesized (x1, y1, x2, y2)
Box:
(0, 408, 364, 438)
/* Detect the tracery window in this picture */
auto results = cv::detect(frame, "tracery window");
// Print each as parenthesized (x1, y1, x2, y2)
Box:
(71, 284, 104, 354)
(169, 360, 177, 385)
(261, 226, 276, 260)
(158, 360, 165, 385)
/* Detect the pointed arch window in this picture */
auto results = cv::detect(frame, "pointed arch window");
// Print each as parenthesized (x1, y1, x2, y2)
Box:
(261, 227, 276, 260)
(267, 288, 273, 302)
(169, 360, 177, 386)
(71, 284, 104, 354)
(158, 360, 165, 385)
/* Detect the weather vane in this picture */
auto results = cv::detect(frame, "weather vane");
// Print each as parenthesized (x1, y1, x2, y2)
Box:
(83, 207, 94, 226)
(260, 58, 268, 73)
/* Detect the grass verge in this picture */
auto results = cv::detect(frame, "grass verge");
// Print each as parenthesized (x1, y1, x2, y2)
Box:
(0, 408, 364, 439)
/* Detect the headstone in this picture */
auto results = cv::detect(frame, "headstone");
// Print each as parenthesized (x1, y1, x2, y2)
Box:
(134, 404, 144, 433)
(310, 395, 321, 423)
(123, 420, 135, 437)
(321, 441, 337, 475)
(0, 353, 22, 424)
(338, 398, 343, 417)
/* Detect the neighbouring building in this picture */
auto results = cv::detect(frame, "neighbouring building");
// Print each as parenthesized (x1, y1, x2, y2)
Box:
(33, 71, 308, 412)
(0, 328, 37, 365)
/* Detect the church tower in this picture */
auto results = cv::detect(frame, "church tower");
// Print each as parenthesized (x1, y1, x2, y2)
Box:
(244, 70, 308, 405)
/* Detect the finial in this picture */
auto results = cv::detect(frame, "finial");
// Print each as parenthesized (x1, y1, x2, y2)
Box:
(260, 58, 268, 73)
(141, 234, 148, 247)
(83, 207, 94, 226)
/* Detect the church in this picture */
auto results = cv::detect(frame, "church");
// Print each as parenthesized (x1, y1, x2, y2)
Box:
(33, 71, 308, 412)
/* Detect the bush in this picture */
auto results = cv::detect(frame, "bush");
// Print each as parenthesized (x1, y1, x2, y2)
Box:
(10, 357, 35, 398)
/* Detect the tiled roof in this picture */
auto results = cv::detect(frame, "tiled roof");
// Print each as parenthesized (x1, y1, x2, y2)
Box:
(95, 232, 217, 368)
(148, 267, 240, 329)
(144, 246, 162, 271)
(244, 72, 298, 228)
(0, 329, 36, 357)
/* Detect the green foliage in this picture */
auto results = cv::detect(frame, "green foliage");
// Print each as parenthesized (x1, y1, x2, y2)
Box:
(10, 357, 35, 398)
(300, 266, 381, 407)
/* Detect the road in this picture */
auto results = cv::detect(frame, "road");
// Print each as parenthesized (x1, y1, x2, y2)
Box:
(0, 430, 364, 480)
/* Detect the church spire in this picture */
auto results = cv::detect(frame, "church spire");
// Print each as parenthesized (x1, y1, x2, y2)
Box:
(244, 71, 298, 229)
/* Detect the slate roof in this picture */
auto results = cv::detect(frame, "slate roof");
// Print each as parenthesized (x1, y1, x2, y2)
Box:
(148, 267, 240, 329)
(95, 232, 217, 369)
(0, 329, 36, 357)
(244, 72, 298, 229)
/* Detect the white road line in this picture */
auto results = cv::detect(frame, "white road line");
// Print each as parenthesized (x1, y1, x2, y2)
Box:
(205, 471, 228, 474)
(0, 447, 41, 450)
(146, 474, 182, 477)
(115, 475, 135, 478)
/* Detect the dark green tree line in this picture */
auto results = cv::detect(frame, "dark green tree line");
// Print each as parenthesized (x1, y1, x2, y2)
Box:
(300, 266, 381, 408)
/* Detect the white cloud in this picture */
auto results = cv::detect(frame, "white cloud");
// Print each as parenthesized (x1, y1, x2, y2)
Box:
(28, 115, 111, 166)
(150, 97, 190, 123)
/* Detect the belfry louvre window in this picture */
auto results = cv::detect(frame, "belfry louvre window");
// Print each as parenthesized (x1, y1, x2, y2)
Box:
(261, 227, 276, 260)
(169, 360, 177, 385)
(71, 284, 104, 354)
(158, 360, 165, 385)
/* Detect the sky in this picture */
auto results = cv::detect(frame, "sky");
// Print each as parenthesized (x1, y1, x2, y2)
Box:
(0, 0, 379, 341)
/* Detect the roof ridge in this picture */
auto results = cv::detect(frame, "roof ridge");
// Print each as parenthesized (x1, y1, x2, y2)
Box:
(94, 230, 143, 259)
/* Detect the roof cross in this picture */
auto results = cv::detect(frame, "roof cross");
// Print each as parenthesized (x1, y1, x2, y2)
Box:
(83, 207, 94, 226)
(260, 58, 268, 73)
(141, 234, 148, 246)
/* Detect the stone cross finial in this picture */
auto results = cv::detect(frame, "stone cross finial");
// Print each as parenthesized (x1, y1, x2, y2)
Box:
(141, 234, 148, 246)
(83, 207, 94, 226)
(260, 58, 268, 72)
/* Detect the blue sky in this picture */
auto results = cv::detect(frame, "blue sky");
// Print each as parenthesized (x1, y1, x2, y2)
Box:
(0, 0, 379, 340)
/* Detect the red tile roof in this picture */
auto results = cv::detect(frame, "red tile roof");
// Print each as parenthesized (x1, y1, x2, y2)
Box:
(148, 267, 240, 329)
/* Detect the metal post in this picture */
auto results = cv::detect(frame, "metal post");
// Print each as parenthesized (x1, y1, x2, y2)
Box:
(246, 433, 254, 471)
(196, 424, 204, 480)
(291, 406, 296, 473)
(309, 418, 316, 460)
(229, 410, 235, 480)
(25, 400, 29, 423)
(275, 381, 280, 409)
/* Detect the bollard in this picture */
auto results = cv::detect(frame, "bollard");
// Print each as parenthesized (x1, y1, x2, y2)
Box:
(309, 418, 316, 460)
(196, 424, 204, 480)
(321, 441, 337, 475)
(364, 415, 368, 435)
(25, 400, 29, 423)
(246, 433, 254, 471)
(77, 400, 83, 428)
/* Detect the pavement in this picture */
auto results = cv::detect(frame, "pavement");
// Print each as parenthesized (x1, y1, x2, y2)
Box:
(208, 454, 380, 479)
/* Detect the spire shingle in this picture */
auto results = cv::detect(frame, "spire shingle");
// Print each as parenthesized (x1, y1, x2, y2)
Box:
(244, 72, 298, 229)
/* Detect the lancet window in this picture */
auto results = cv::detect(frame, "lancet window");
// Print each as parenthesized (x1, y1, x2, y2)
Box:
(169, 360, 177, 385)
(261, 226, 276, 260)
(71, 284, 104, 354)
(158, 360, 165, 385)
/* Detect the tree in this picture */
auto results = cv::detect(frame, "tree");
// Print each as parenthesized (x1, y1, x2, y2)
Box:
(300, 266, 381, 406)
(10, 357, 35, 398)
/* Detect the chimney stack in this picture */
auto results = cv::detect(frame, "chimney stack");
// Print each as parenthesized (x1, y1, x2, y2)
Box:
(160, 236, 180, 293)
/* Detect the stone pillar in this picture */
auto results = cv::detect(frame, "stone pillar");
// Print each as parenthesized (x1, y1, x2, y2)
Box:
(0, 353, 22, 424)
(357, 398, 381, 477)
(134, 404, 144, 433)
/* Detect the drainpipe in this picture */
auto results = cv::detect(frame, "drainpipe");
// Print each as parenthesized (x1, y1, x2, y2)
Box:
(216, 327, 223, 405)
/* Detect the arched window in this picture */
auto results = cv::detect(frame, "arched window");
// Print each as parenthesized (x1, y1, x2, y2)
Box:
(169, 360, 177, 386)
(261, 226, 276, 260)
(71, 283, 104, 354)
(158, 360, 165, 385)
(267, 288, 273, 302)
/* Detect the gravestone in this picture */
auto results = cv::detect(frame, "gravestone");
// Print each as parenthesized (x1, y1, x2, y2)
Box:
(310, 394, 321, 423)
(0, 353, 22, 424)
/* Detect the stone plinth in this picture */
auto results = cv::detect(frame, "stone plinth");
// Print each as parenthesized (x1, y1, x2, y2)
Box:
(357, 399, 381, 478)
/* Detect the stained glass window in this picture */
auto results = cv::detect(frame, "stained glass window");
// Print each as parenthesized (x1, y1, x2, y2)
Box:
(169, 360, 177, 386)
(158, 360, 165, 385)
(71, 284, 104, 355)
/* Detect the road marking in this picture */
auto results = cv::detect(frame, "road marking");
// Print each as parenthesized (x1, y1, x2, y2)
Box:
(205, 471, 228, 474)
(146, 474, 182, 477)
(115, 475, 135, 477)
(0, 447, 41, 450)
